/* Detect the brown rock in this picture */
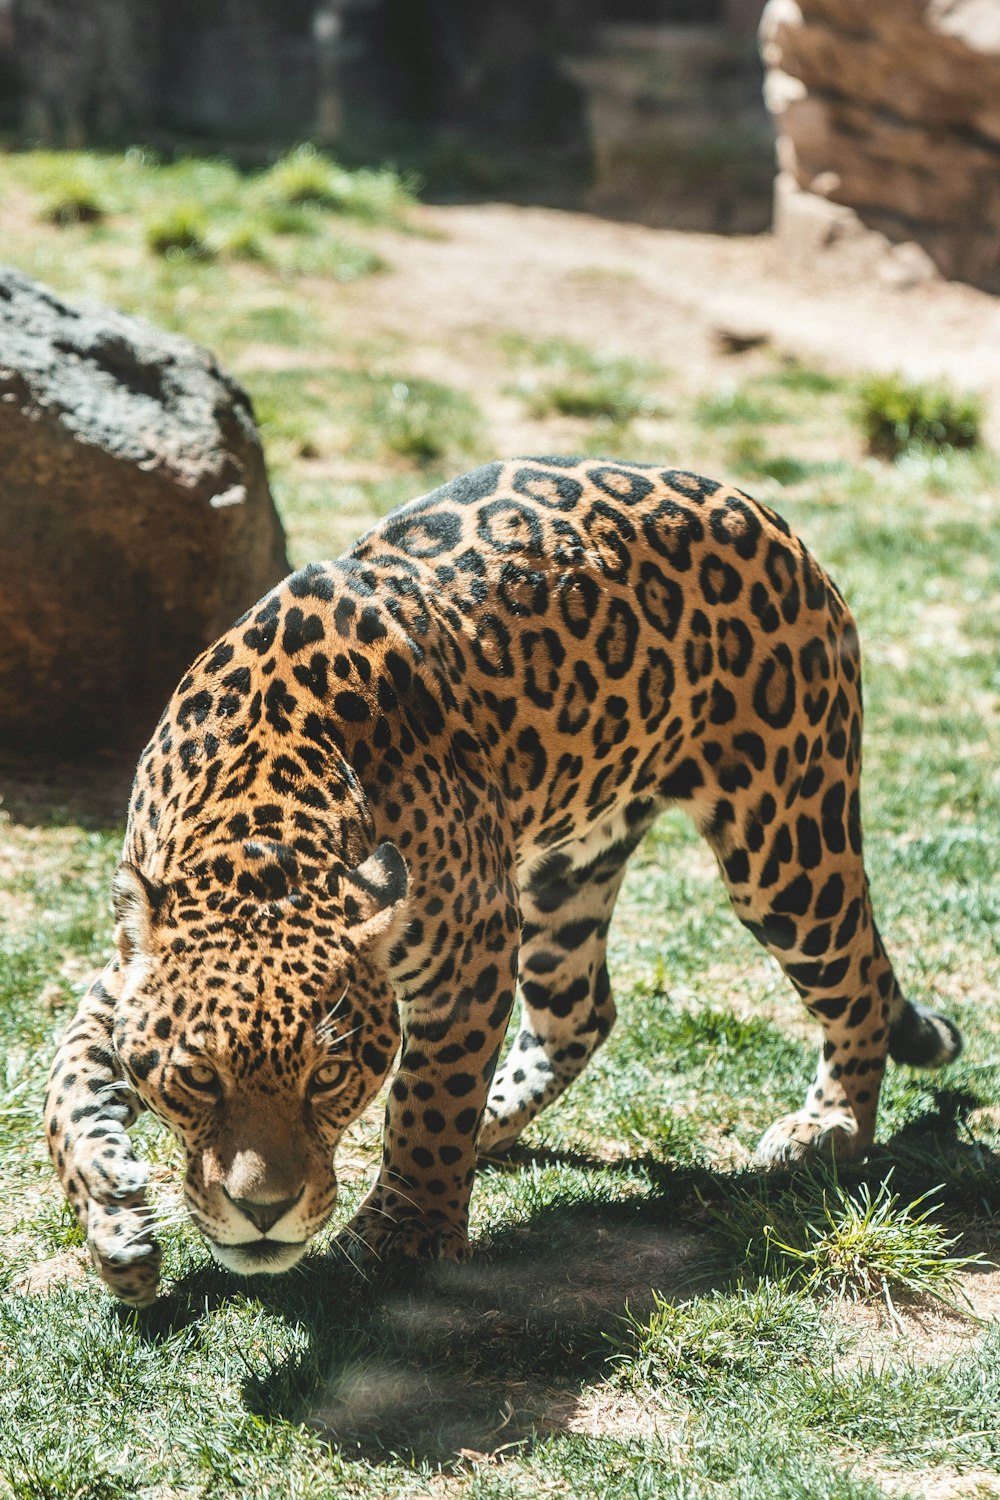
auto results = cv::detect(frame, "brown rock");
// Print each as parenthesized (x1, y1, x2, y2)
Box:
(760, 0, 1000, 290)
(0, 267, 289, 754)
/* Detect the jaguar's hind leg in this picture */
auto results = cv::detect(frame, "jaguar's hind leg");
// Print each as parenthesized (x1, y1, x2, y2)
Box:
(710, 775, 961, 1167)
(479, 808, 653, 1155)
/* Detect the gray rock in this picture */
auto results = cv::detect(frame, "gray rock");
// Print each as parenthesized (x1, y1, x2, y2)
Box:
(0, 266, 289, 753)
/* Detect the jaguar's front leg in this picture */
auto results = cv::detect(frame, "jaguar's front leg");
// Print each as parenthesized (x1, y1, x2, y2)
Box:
(338, 891, 519, 1267)
(44, 962, 161, 1306)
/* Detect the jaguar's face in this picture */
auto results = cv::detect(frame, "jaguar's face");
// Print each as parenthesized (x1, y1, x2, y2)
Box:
(109, 845, 407, 1274)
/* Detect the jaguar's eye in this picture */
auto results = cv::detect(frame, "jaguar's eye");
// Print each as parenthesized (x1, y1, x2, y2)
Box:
(178, 1061, 220, 1094)
(310, 1060, 351, 1095)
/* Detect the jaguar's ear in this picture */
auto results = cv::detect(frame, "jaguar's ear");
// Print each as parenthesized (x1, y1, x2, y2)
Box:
(339, 842, 409, 946)
(112, 863, 164, 963)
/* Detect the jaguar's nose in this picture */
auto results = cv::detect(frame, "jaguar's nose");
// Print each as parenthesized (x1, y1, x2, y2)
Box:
(223, 1183, 305, 1235)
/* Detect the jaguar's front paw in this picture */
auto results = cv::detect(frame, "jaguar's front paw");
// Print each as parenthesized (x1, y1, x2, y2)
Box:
(86, 1197, 162, 1307)
(335, 1209, 470, 1271)
(755, 1110, 868, 1169)
(75, 1131, 151, 1206)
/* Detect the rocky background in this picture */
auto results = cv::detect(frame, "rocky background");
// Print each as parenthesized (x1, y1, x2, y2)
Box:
(0, 0, 774, 233)
(761, 0, 1000, 292)
(2, 2, 999, 282)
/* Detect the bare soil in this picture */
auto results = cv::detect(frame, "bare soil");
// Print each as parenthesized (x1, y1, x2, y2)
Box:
(342, 204, 1000, 446)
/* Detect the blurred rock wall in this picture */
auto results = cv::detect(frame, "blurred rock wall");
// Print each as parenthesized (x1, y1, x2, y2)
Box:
(761, 0, 1000, 290)
(0, 0, 321, 142)
(565, 14, 774, 232)
(0, 0, 773, 232)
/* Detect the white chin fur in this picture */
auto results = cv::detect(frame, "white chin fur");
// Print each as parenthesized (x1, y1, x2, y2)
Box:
(208, 1239, 309, 1276)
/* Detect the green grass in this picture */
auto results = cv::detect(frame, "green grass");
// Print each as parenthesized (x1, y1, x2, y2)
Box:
(856, 374, 984, 459)
(727, 436, 846, 488)
(144, 204, 215, 260)
(39, 180, 106, 226)
(372, 377, 483, 464)
(1, 146, 999, 1500)
(501, 333, 665, 430)
(758, 364, 844, 396)
(613, 1284, 832, 1391)
(252, 367, 481, 471)
(260, 144, 416, 224)
(526, 371, 659, 424)
(0, 147, 403, 362)
(694, 383, 790, 428)
(698, 1170, 985, 1307)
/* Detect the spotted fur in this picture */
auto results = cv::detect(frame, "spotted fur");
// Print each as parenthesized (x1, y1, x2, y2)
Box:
(45, 459, 962, 1304)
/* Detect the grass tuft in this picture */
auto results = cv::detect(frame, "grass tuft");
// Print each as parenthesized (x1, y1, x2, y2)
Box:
(261, 144, 415, 223)
(856, 374, 983, 459)
(702, 1170, 986, 1312)
(144, 206, 215, 260)
(262, 144, 339, 207)
(612, 1284, 829, 1391)
(39, 179, 106, 226)
(763, 1174, 986, 1309)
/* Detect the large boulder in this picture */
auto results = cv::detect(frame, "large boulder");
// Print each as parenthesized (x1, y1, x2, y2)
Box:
(0, 267, 289, 753)
(760, 0, 1000, 290)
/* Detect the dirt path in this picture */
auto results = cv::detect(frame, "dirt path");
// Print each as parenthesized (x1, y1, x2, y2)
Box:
(345, 203, 1000, 444)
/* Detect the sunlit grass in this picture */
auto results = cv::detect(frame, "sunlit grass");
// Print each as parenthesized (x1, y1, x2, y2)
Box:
(260, 143, 416, 224)
(695, 382, 790, 427)
(0, 146, 401, 354)
(500, 332, 665, 430)
(613, 1284, 831, 1391)
(698, 1170, 986, 1309)
(144, 204, 215, 260)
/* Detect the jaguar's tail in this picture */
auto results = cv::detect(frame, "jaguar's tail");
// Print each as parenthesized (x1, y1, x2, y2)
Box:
(888, 998, 963, 1068)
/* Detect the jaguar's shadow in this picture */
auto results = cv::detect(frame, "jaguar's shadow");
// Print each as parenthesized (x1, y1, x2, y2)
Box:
(133, 1181, 723, 1464)
(133, 1099, 999, 1468)
(241, 1197, 717, 1465)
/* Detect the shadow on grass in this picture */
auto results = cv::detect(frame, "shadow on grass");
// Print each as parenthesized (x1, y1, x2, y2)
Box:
(128, 1195, 712, 1464)
(0, 750, 136, 830)
(122, 1098, 1000, 1469)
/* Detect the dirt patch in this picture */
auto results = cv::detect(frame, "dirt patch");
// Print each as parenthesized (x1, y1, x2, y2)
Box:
(563, 1382, 682, 1442)
(342, 205, 1000, 446)
(10, 1248, 89, 1295)
(955, 1260, 1000, 1326)
(827, 1259, 1000, 1375)
(886, 1475, 1000, 1499)
(379, 1222, 706, 1347)
(305, 1237, 999, 1468)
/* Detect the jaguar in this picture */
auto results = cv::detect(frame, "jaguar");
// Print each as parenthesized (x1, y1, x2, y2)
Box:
(45, 458, 962, 1304)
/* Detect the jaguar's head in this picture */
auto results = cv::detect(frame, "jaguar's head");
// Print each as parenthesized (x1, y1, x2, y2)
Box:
(109, 843, 407, 1275)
